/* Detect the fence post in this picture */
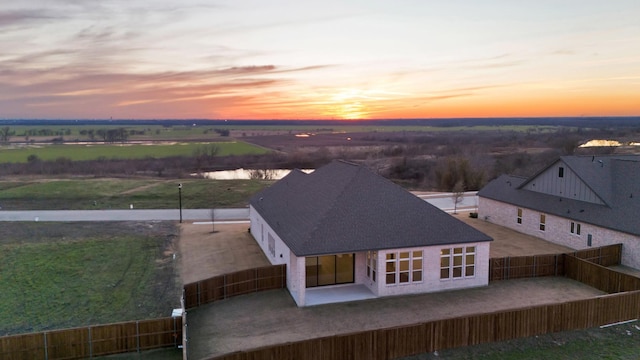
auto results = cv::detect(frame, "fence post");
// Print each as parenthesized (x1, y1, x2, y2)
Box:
(88, 326, 92, 358)
(136, 320, 140, 354)
(223, 275, 227, 299)
(506, 257, 510, 280)
(599, 247, 603, 265)
(43, 332, 48, 360)
(197, 281, 201, 307)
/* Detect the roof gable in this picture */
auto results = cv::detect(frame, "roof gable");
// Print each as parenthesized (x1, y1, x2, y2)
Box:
(518, 157, 606, 205)
(251, 160, 492, 256)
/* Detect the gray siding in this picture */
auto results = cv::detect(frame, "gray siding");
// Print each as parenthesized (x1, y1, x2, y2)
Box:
(523, 161, 604, 205)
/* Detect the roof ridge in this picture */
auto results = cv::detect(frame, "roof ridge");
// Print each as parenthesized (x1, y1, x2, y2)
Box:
(301, 163, 362, 245)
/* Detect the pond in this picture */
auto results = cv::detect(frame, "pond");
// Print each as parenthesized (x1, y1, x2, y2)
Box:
(199, 168, 314, 180)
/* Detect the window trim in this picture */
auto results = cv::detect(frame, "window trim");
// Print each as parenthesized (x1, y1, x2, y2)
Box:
(570, 222, 581, 236)
(539, 214, 546, 231)
(440, 246, 475, 280)
(558, 166, 564, 178)
(366, 251, 377, 282)
(385, 250, 423, 286)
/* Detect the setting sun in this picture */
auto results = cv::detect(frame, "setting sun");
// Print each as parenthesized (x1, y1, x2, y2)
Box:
(1, 1, 639, 120)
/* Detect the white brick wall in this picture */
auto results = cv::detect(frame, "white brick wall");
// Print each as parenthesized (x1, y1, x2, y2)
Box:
(375, 242, 490, 297)
(478, 198, 640, 270)
(250, 206, 492, 306)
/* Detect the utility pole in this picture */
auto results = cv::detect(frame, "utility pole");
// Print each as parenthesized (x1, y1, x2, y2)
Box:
(178, 183, 183, 223)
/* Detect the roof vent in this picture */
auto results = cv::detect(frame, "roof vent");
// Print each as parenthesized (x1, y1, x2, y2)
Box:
(598, 160, 603, 167)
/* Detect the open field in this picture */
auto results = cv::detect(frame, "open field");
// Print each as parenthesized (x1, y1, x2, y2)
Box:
(0, 221, 181, 336)
(4, 124, 565, 140)
(0, 178, 271, 210)
(0, 141, 268, 163)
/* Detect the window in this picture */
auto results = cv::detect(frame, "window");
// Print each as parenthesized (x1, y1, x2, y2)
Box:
(305, 254, 354, 288)
(366, 251, 377, 282)
(570, 222, 581, 235)
(558, 167, 564, 178)
(441, 246, 475, 280)
(385, 250, 422, 285)
(517, 208, 522, 224)
(539, 214, 546, 231)
(268, 233, 276, 256)
(386, 253, 396, 284)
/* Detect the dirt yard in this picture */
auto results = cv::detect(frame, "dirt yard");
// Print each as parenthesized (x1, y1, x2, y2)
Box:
(178, 222, 269, 284)
(177, 218, 605, 359)
(454, 212, 575, 258)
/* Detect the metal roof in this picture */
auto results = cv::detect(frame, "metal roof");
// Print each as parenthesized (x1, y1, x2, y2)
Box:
(250, 160, 492, 256)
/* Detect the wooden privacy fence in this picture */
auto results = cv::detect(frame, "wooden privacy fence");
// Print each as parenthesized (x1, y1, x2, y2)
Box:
(0, 317, 182, 360)
(183, 264, 286, 309)
(205, 244, 633, 360)
(565, 253, 640, 293)
(489, 244, 621, 281)
(210, 291, 640, 360)
(205, 290, 640, 360)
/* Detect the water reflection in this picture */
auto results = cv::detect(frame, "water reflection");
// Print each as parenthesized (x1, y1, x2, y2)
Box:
(199, 168, 314, 180)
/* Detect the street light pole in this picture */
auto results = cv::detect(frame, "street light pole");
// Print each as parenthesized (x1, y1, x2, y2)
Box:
(178, 183, 183, 223)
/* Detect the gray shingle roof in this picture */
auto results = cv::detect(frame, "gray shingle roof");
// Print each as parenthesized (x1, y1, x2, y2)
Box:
(250, 160, 492, 256)
(479, 155, 640, 236)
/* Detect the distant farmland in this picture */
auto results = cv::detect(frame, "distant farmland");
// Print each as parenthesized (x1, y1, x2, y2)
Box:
(0, 141, 268, 163)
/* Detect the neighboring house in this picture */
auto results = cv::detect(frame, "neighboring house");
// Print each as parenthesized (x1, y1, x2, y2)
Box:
(478, 155, 640, 269)
(249, 160, 492, 307)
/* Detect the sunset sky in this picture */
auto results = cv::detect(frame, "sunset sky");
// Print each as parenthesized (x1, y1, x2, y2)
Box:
(1, 0, 639, 120)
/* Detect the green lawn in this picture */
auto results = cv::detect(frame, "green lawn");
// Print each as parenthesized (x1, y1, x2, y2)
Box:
(0, 141, 267, 163)
(402, 321, 640, 360)
(0, 222, 180, 335)
(0, 178, 271, 210)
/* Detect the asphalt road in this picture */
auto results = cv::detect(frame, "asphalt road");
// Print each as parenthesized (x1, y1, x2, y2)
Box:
(0, 208, 249, 222)
(0, 192, 477, 222)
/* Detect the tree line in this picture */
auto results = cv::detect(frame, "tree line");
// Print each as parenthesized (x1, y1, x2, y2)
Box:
(1, 126, 634, 191)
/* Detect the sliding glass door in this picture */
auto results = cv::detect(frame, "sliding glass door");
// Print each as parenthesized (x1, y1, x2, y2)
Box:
(305, 253, 354, 288)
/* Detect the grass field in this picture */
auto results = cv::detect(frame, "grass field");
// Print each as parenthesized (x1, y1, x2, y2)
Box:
(0, 141, 268, 163)
(0, 178, 271, 210)
(402, 321, 640, 359)
(0, 222, 180, 336)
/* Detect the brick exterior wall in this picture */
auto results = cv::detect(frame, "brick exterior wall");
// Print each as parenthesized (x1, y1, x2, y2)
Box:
(251, 205, 492, 306)
(479, 198, 640, 269)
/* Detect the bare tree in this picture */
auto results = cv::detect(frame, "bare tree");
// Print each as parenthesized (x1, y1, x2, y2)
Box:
(451, 180, 465, 215)
(0, 127, 11, 143)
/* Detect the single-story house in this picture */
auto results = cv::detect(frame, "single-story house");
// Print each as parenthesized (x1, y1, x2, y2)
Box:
(249, 160, 492, 307)
(478, 155, 640, 269)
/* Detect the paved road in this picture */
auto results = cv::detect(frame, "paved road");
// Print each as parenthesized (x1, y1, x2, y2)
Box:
(416, 191, 478, 213)
(0, 208, 249, 222)
(0, 192, 476, 222)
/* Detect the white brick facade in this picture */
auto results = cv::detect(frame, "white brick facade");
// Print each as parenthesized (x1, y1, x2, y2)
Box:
(251, 205, 491, 306)
(479, 198, 640, 269)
